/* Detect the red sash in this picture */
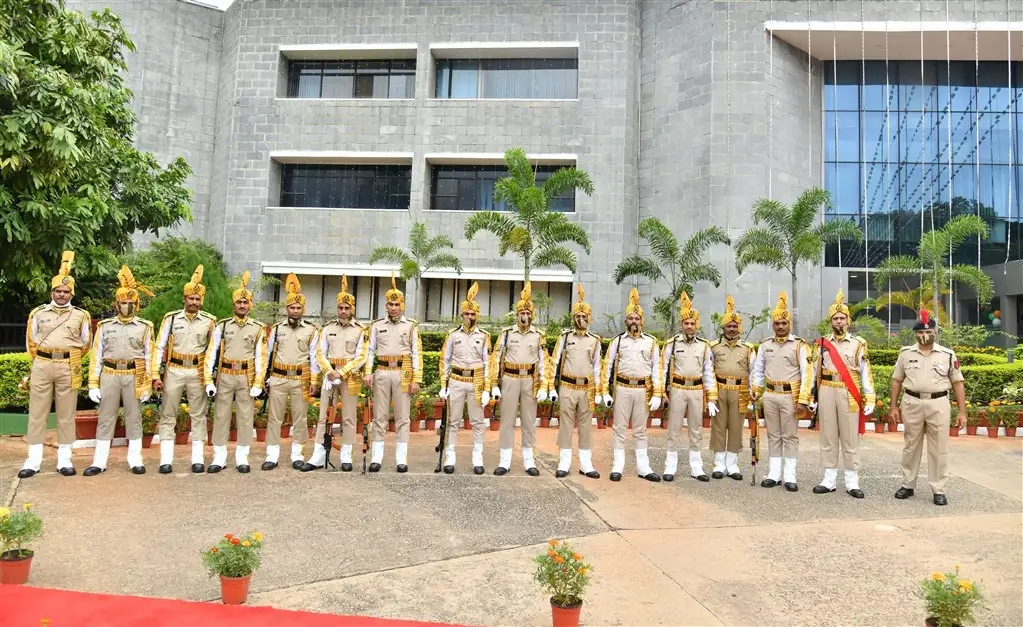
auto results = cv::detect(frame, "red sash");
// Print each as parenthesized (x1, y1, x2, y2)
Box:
(817, 338, 865, 435)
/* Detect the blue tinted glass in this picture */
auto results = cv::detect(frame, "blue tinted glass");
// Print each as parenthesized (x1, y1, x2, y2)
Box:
(824, 62, 859, 110)
(824, 162, 860, 214)
(859, 111, 889, 163)
(861, 61, 893, 111)
(863, 162, 894, 214)
(977, 108, 1013, 164)
(978, 165, 1012, 218)
(951, 164, 977, 211)
(826, 111, 860, 161)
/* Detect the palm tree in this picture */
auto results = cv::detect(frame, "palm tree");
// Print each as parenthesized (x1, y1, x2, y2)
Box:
(612, 218, 731, 333)
(464, 147, 594, 282)
(872, 214, 992, 326)
(733, 187, 862, 333)
(368, 222, 463, 321)
(873, 284, 951, 326)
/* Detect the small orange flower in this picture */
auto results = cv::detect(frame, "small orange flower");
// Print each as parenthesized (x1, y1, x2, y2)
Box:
(211, 547, 218, 554)
(548, 540, 559, 547)
(572, 553, 582, 560)
(230, 538, 240, 545)
(242, 540, 251, 547)
(554, 556, 565, 564)
(579, 568, 588, 575)
(547, 550, 557, 558)
(224, 533, 233, 540)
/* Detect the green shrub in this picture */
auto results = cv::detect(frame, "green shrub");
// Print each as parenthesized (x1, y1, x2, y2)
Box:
(867, 349, 1006, 368)
(869, 363, 1022, 405)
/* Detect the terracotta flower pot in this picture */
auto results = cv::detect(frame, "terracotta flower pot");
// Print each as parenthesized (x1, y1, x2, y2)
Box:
(966, 425, 978, 435)
(1006, 427, 1018, 438)
(387, 421, 395, 433)
(174, 432, 190, 445)
(255, 428, 267, 442)
(425, 419, 436, 431)
(540, 416, 551, 428)
(888, 421, 900, 434)
(219, 574, 251, 605)
(114, 424, 126, 439)
(702, 417, 711, 428)
(987, 426, 1000, 439)
(463, 418, 471, 430)
(874, 422, 885, 434)
(597, 417, 607, 430)
(433, 400, 445, 420)
(551, 598, 582, 627)
(489, 419, 500, 431)
(207, 429, 214, 444)
(280, 425, 290, 439)
(141, 434, 154, 448)
(75, 410, 99, 439)
(949, 427, 959, 437)
(229, 428, 238, 442)
(0, 550, 33, 585)
(409, 419, 420, 433)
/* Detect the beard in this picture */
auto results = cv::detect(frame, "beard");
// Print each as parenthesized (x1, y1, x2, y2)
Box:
(832, 326, 847, 337)
(627, 323, 640, 334)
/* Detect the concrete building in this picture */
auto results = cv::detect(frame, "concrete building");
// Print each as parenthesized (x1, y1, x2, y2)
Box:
(66, 0, 1022, 338)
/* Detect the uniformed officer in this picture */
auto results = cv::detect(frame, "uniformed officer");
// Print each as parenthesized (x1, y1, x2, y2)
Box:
(708, 296, 756, 480)
(890, 309, 967, 506)
(602, 288, 664, 482)
(262, 274, 319, 471)
(203, 271, 267, 473)
(153, 265, 217, 474)
(751, 291, 813, 491)
(660, 292, 718, 482)
(363, 274, 422, 472)
(548, 285, 602, 480)
(19, 251, 92, 478)
(84, 266, 156, 476)
(492, 282, 548, 476)
(438, 282, 491, 474)
(811, 289, 875, 498)
(303, 275, 367, 472)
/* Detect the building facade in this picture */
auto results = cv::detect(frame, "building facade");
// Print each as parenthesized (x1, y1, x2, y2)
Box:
(67, 0, 1023, 337)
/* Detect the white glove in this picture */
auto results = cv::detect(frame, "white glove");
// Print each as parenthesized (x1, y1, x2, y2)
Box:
(649, 396, 661, 412)
(249, 386, 262, 398)
(140, 393, 151, 403)
(707, 401, 719, 417)
(536, 390, 548, 402)
(206, 384, 217, 397)
(808, 401, 818, 414)
(549, 389, 558, 403)
(491, 386, 502, 400)
(863, 403, 874, 416)
(603, 394, 614, 408)
(481, 391, 490, 406)
(88, 388, 102, 404)
(747, 403, 755, 412)
(439, 387, 449, 399)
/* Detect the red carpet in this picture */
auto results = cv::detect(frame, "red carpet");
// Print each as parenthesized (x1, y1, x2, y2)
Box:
(0, 585, 474, 627)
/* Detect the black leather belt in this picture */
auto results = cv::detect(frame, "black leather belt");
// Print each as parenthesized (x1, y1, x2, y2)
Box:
(451, 366, 478, 377)
(38, 350, 70, 360)
(375, 357, 405, 368)
(672, 375, 701, 386)
(504, 365, 536, 376)
(905, 389, 948, 400)
(821, 374, 843, 382)
(221, 359, 248, 369)
(560, 375, 590, 385)
(615, 376, 648, 386)
(170, 356, 199, 367)
(272, 366, 304, 377)
(103, 360, 135, 371)
(716, 376, 747, 386)
(767, 382, 793, 392)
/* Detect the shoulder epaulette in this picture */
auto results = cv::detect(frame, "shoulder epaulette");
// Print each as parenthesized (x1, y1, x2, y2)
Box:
(139, 318, 154, 327)
(697, 337, 711, 344)
(352, 319, 363, 328)
(216, 317, 233, 325)
(899, 345, 914, 351)
(161, 311, 178, 320)
(709, 339, 721, 347)
(791, 335, 803, 341)
(198, 311, 216, 320)
(98, 317, 116, 326)
(934, 344, 955, 354)
(448, 326, 460, 335)
(743, 341, 756, 349)
(29, 304, 47, 316)
(588, 331, 602, 341)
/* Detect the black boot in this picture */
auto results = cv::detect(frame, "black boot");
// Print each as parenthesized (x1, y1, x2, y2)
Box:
(83, 466, 105, 477)
(159, 464, 173, 474)
(17, 469, 37, 479)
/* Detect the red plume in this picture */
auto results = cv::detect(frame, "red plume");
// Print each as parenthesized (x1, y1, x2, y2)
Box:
(920, 309, 930, 326)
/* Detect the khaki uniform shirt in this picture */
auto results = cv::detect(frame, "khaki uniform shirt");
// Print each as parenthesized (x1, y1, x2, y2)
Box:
(815, 334, 876, 407)
(893, 343, 964, 394)
(492, 326, 547, 382)
(88, 317, 155, 388)
(549, 330, 602, 390)
(710, 339, 756, 395)
(752, 335, 813, 404)
(203, 316, 267, 384)
(27, 303, 92, 358)
(365, 315, 422, 384)
(266, 319, 319, 380)
(155, 309, 216, 367)
(603, 332, 664, 396)
(662, 335, 718, 400)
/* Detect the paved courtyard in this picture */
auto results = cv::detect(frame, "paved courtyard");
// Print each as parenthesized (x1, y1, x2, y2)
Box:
(2, 426, 1021, 626)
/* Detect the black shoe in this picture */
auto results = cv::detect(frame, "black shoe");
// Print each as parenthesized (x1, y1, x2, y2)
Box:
(555, 470, 568, 478)
(760, 478, 779, 488)
(237, 464, 250, 473)
(933, 493, 948, 506)
(83, 466, 105, 477)
(640, 472, 661, 483)
(711, 471, 724, 479)
(396, 464, 408, 473)
(525, 467, 539, 477)
(494, 467, 508, 476)
(610, 472, 622, 482)
(813, 485, 836, 494)
(261, 461, 278, 471)
(368, 462, 381, 473)
(17, 469, 37, 479)
(729, 472, 743, 481)
(894, 487, 915, 499)
(663, 474, 675, 482)
(58, 467, 76, 477)
(191, 463, 205, 473)
(579, 470, 600, 479)
(159, 464, 173, 474)
(784, 482, 798, 492)
(341, 463, 353, 472)
(693, 474, 710, 482)
(443, 465, 454, 474)
(299, 462, 322, 472)
(473, 466, 485, 475)
(848, 488, 865, 499)
(130, 465, 146, 475)
(291, 460, 304, 470)
(206, 464, 223, 474)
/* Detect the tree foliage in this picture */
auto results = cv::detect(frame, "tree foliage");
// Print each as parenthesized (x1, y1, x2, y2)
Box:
(464, 148, 593, 281)
(0, 0, 193, 309)
(125, 237, 234, 323)
(369, 222, 462, 320)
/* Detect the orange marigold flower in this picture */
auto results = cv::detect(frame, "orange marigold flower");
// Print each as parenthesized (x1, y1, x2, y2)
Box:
(548, 540, 559, 547)
(572, 553, 582, 560)
(230, 538, 241, 545)
(547, 550, 557, 558)
(211, 547, 218, 554)
(242, 540, 251, 547)
(554, 556, 565, 564)
(224, 534, 233, 540)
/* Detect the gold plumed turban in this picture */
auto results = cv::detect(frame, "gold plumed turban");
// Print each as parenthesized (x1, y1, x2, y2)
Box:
(337, 274, 355, 306)
(515, 281, 535, 315)
(679, 290, 699, 324)
(51, 251, 76, 295)
(284, 273, 305, 308)
(828, 288, 850, 320)
(385, 272, 404, 309)
(721, 295, 742, 328)
(625, 287, 643, 321)
(771, 291, 792, 323)
(461, 281, 481, 314)
(571, 284, 591, 318)
(232, 270, 253, 303)
(115, 265, 153, 304)
(183, 265, 206, 302)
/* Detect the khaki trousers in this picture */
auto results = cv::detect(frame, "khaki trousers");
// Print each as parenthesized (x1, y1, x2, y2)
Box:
(316, 381, 358, 444)
(267, 377, 309, 446)
(28, 359, 76, 446)
(763, 392, 798, 458)
(818, 385, 859, 470)
(97, 373, 142, 440)
(446, 379, 485, 447)
(612, 386, 649, 449)
(499, 375, 537, 449)
(667, 388, 703, 453)
(158, 366, 206, 441)
(372, 369, 410, 443)
(900, 396, 951, 494)
(556, 387, 592, 449)
(213, 373, 254, 446)
(711, 388, 744, 454)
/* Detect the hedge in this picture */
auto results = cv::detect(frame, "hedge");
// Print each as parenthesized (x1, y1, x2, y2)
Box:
(867, 349, 1006, 368)
(871, 363, 1023, 404)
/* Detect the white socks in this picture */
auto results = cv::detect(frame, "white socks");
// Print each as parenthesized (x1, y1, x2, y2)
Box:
(498, 448, 512, 470)
(767, 457, 782, 481)
(265, 444, 280, 464)
(820, 468, 839, 490)
(664, 451, 679, 475)
(22, 444, 44, 471)
(783, 457, 798, 484)
(92, 440, 111, 469)
(307, 443, 326, 467)
(191, 440, 205, 465)
(635, 448, 654, 476)
(688, 450, 704, 476)
(612, 448, 625, 474)
(472, 442, 484, 467)
(522, 447, 536, 471)
(712, 451, 726, 474)
(444, 444, 456, 467)
(396, 442, 408, 466)
(57, 444, 73, 470)
(558, 449, 572, 473)
(290, 441, 304, 462)
(844, 469, 860, 490)
(235, 444, 249, 466)
(579, 449, 596, 474)
(159, 439, 175, 465)
(725, 452, 741, 475)
(371, 440, 384, 464)
(126, 438, 143, 468)
(212, 445, 228, 467)
(340, 444, 353, 464)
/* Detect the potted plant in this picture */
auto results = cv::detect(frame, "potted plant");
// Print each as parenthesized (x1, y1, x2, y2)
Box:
(75, 408, 100, 439)
(0, 503, 43, 585)
(538, 400, 553, 428)
(965, 409, 981, 436)
(875, 412, 887, 434)
(253, 412, 268, 442)
(307, 402, 319, 438)
(985, 408, 1000, 439)
(917, 566, 983, 627)
(202, 531, 264, 605)
(949, 411, 960, 438)
(534, 539, 592, 627)
(1002, 410, 1019, 438)
(175, 404, 191, 444)
(595, 403, 609, 430)
(489, 399, 501, 431)
(140, 404, 160, 448)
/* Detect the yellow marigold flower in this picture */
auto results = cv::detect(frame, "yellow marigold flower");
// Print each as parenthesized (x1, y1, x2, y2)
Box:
(547, 550, 557, 558)
(0, 507, 9, 518)
(242, 540, 251, 547)
(991, 400, 1000, 406)
(253, 532, 263, 542)
(554, 556, 565, 564)
(931, 572, 945, 582)
(23, 503, 32, 510)
(959, 581, 973, 591)
(988, 407, 995, 413)
(180, 403, 188, 409)
(579, 568, 588, 575)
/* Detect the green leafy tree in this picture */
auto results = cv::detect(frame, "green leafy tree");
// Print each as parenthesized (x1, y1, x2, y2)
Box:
(0, 0, 193, 310)
(464, 147, 593, 282)
(734, 188, 862, 333)
(125, 237, 234, 324)
(873, 284, 951, 326)
(613, 218, 731, 334)
(368, 221, 463, 321)
(872, 214, 992, 327)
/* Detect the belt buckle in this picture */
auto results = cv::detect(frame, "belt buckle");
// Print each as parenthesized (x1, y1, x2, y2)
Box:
(519, 369, 528, 376)
(629, 379, 639, 386)
(773, 384, 785, 392)
(387, 360, 398, 368)
(921, 392, 932, 400)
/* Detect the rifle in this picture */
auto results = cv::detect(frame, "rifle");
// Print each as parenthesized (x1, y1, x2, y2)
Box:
(361, 414, 369, 475)
(434, 397, 448, 473)
(749, 399, 761, 486)
(259, 323, 281, 403)
(322, 383, 338, 472)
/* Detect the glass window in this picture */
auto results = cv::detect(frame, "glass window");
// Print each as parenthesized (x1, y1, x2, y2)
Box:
(825, 111, 860, 161)
(279, 164, 411, 210)
(430, 165, 576, 212)
(285, 60, 415, 99)
(434, 58, 577, 99)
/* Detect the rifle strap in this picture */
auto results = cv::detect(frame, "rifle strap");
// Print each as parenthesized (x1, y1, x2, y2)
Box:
(817, 338, 865, 435)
